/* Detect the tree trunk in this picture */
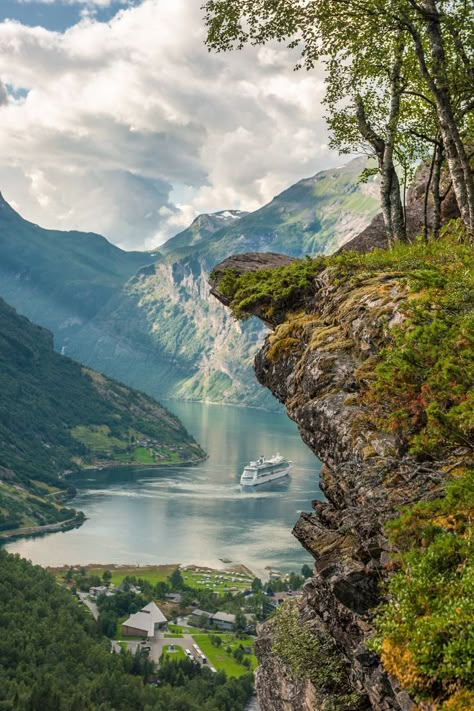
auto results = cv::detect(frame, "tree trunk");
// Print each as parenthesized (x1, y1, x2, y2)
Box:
(388, 158, 406, 242)
(379, 154, 394, 246)
(431, 142, 443, 239)
(354, 40, 407, 246)
(413, 1, 474, 236)
(424, 149, 436, 241)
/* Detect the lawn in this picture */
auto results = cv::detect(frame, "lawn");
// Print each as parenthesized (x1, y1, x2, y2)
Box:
(134, 447, 155, 464)
(182, 568, 253, 594)
(84, 564, 178, 587)
(191, 634, 257, 677)
(164, 633, 183, 638)
(168, 624, 194, 634)
(161, 645, 187, 662)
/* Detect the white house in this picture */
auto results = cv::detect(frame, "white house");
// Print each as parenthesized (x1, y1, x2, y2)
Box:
(122, 601, 167, 638)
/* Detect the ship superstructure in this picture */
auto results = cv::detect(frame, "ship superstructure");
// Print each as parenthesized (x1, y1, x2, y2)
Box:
(240, 453, 291, 486)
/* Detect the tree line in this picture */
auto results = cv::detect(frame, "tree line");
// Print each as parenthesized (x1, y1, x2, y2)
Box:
(203, 0, 473, 244)
(0, 551, 253, 711)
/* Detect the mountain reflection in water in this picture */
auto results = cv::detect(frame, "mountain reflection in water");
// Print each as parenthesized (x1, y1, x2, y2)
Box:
(6, 402, 323, 576)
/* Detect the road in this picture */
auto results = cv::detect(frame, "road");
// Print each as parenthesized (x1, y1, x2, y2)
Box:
(149, 631, 200, 663)
(77, 592, 99, 620)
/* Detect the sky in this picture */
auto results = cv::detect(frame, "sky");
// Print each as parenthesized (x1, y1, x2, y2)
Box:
(0, 0, 339, 250)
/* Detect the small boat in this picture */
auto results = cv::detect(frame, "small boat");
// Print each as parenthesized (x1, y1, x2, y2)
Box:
(240, 453, 292, 486)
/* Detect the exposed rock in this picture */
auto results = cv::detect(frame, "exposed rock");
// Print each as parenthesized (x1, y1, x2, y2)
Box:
(339, 163, 460, 254)
(210, 257, 456, 711)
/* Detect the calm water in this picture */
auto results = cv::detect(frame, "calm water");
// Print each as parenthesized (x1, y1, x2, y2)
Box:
(6, 402, 322, 576)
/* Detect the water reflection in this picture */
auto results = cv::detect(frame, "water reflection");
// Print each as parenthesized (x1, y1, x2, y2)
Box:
(6, 403, 323, 576)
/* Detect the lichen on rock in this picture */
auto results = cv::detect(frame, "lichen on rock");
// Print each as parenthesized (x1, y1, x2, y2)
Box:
(209, 223, 473, 711)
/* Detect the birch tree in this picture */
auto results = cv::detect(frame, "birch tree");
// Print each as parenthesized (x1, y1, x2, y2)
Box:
(203, 0, 474, 239)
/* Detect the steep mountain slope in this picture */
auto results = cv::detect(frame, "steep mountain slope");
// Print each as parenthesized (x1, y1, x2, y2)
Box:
(66, 158, 379, 408)
(209, 225, 473, 710)
(0, 193, 155, 342)
(0, 299, 205, 537)
(160, 209, 247, 257)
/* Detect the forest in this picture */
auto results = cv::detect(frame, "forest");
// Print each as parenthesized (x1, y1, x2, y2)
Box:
(0, 551, 254, 711)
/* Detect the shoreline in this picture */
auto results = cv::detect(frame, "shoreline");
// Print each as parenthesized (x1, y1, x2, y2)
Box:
(0, 514, 85, 544)
(63, 454, 208, 477)
(2, 454, 208, 544)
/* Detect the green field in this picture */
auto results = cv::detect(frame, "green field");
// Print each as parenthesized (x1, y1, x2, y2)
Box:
(191, 634, 257, 677)
(134, 447, 155, 464)
(161, 645, 186, 662)
(168, 624, 195, 634)
(182, 568, 253, 594)
(83, 564, 178, 587)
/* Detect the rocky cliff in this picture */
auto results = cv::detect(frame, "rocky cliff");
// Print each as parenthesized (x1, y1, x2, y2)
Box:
(210, 234, 472, 710)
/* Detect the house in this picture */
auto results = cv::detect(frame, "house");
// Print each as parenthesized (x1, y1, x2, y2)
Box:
(165, 593, 182, 604)
(122, 601, 167, 638)
(189, 609, 212, 627)
(118, 582, 142, 595)
(210, 611, 236, 631)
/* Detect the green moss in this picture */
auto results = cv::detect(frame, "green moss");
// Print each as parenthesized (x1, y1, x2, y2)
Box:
(267, 337, 301, 363)
(215, 221, 473, 458)
(271, 601, 365, 710)
(213, 256, 326, 323)
(371, 467, 474, 708)
(358, 225, 474, 456)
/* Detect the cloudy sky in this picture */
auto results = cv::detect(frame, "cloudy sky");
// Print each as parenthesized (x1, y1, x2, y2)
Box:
(0, 0, 339, 250)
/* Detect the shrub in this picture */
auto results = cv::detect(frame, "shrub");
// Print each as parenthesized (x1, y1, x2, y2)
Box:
(272, 601, 364, 710)
(371, 468, 474, 708)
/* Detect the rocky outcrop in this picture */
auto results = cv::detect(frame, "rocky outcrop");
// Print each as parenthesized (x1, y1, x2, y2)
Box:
(210, 254, 453, 711)
(340, 163, 460, 254)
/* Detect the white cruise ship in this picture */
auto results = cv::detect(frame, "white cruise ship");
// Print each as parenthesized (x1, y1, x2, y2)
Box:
(240, 453, 292, 486)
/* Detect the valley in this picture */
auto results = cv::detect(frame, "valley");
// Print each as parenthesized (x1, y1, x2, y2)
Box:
(0, 159, 379, 411)
(0, 299, 205, 538)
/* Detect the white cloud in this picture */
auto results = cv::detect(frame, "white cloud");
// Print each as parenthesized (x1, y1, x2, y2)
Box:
(0, 0, 339, 249)
(17, 1, 128, 6)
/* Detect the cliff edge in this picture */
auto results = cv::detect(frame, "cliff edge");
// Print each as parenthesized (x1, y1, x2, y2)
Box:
(209, 227, 473, 711)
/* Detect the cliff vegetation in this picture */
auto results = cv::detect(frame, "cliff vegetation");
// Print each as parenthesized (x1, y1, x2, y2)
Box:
(211, 221, 473, 709)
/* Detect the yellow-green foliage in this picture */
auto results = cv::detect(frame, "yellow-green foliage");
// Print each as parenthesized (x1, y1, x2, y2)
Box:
(272, 601, 364, 710)
(216, 222, 473, 457)
(214, 256, 325, 322)
(357, 226, 473, 456)
(371, 468, 474, 708)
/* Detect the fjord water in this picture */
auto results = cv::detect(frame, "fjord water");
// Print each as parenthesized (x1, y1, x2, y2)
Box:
(7, 403, 322, 576)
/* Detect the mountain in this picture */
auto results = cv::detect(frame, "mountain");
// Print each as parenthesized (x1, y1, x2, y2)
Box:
(0, 158, 379, 408)
(65, 158, 380, 407)
(0, 298, 205, 537)
(0, 192, 155, 340)
(160, 209, 248, 257)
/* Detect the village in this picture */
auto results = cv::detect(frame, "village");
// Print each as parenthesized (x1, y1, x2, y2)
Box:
(55, 562, 308, 678)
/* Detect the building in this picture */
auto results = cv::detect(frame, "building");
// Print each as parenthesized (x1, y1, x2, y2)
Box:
(122, 601, 167, 638)
(189, 609, 212, 627)
(210, 611, 236, 631)
(89, 585, 116, 598)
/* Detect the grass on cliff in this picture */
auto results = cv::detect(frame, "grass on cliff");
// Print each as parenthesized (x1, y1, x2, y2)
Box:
(213, 256, 325, 323)
(216, 221, 473, 458)
(271, 601, 365, 710)
(371, 466, 474, 710)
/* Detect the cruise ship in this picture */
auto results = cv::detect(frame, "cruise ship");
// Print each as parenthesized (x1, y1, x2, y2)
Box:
(240, 453, 292, 486)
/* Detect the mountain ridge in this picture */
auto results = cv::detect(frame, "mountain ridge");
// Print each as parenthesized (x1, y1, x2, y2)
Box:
(0, 297, 205, 538)
(0, 158, 379, 409)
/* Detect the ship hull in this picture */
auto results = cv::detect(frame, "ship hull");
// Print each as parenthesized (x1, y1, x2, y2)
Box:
(240, 465, 291, 487)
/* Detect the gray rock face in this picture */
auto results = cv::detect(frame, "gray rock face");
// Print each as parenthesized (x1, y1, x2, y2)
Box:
(210, 255, 453, 711)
